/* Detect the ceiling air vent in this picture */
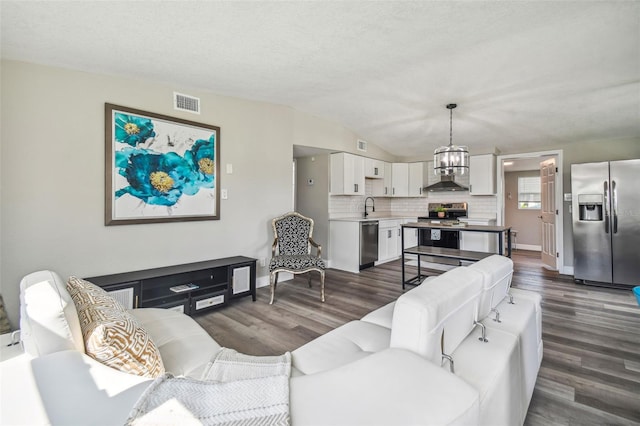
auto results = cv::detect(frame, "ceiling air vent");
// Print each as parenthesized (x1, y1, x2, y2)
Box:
(357, 139, 367, 152)
(174, 92, 200, 114)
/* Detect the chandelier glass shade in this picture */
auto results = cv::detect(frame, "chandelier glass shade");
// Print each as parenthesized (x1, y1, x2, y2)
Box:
(434, 104, 469, 176)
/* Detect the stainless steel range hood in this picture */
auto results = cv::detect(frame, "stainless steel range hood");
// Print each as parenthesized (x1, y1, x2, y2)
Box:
(423, 175, 469, 192)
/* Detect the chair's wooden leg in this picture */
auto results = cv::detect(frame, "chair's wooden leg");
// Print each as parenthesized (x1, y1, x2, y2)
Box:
(320, 270, 325, 302)
(269, 272, 276, 305)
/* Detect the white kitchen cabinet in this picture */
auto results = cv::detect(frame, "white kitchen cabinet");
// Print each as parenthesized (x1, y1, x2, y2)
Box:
(382, 162, 393, 196)
(408, 162, 427, 197)
(391, 163, 409, 197)
(378, 219, 400, 263)
(391, 162, 426, 197)
(329, 220, 361, 273)
(469, 154, 496, 195)
(330, 152, 365, 195)
(459, 218, 498, 253)
(371, 162, 392, 197)
(364, 158, 385, 179)
(400, 218, 418, 259)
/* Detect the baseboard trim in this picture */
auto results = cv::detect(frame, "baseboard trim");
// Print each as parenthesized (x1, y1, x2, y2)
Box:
(561, 266, 574, 276)
(515, 244, 541, 252)
(256, 272, 293, 289)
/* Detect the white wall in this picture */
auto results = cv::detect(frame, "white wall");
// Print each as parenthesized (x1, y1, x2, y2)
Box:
(0, 60, 361, 327)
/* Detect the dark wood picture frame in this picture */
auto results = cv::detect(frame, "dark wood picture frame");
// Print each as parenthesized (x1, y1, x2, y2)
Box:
(105, 103, 220, 225)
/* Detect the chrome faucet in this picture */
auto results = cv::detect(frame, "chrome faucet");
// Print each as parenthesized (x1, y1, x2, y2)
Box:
(364, 197, 375, 218)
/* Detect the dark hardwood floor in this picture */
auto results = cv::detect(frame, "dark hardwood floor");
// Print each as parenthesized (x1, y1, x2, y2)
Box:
(194, 251, 640, 425)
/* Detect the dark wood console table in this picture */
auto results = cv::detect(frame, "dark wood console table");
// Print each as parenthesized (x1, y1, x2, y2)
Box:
(85, 256, 257, 316)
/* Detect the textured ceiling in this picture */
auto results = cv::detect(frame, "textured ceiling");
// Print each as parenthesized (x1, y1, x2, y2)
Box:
(2, 1, 638, 158)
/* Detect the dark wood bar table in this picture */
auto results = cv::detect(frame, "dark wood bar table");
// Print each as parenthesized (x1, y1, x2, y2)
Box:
(400, 222, 513, 288)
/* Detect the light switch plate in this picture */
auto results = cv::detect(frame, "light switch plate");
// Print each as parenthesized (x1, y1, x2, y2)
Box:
(226, 164, 233, 174)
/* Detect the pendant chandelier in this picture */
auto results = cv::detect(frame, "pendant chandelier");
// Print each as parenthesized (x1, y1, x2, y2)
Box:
(434, 103, 469, 176)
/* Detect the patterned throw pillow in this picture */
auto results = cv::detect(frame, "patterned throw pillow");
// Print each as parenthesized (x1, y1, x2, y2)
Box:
(67, 277, 165, 378)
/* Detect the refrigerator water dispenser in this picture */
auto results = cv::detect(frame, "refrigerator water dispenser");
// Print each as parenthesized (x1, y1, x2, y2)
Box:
(577, 194, 603, 221)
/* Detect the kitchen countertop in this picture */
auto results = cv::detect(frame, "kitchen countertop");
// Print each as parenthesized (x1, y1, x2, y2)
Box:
(402, 222, 511, 232)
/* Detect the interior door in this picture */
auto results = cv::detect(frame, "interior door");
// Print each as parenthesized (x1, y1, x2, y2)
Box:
(540, 158, 557, 270)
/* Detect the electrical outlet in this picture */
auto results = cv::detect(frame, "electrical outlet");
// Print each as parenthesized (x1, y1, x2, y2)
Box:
(260, 258, 266, 267)
(221, 189, 228, 199)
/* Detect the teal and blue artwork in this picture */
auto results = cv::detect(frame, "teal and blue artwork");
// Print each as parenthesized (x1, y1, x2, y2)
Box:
(106, 104, 220, 225)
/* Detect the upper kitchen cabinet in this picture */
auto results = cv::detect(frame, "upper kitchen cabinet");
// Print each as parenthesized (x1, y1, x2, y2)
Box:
(391, 163, 409, 197)
(408, 162, 427, 197)
(382, 162, 393, 196)
(330, 152, 365, 195)
(364, 158, 385, 179)
(371, 162, 393, 197)
(392, 162, 427, 197)
(469, 154, 496, 195)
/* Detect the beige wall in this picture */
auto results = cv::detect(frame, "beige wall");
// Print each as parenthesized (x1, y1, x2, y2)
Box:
(292, 110, 396, 162)
(0, 60, 362, 327)
(295, 155, 330, 253)
(504, 170, 542, 248)
(2, 60, 639, 326)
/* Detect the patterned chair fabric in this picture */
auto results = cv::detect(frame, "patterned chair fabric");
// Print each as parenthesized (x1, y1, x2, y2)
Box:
(269, 255, 326, 271)
(269, 212, 325, 304)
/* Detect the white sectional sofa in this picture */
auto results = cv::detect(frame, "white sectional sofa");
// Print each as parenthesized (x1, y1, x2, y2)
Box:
(2, 255, 541, 425)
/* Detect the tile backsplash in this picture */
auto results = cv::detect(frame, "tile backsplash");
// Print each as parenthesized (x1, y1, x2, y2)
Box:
(329, 182, 497, 219)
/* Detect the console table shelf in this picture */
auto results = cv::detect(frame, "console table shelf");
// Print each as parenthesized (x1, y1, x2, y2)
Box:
(85, 256, 257, 316)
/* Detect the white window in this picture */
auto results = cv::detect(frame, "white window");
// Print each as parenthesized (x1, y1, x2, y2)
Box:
(518, 176, 541, 209)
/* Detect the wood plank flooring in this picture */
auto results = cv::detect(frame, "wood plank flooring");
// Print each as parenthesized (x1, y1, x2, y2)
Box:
(193, 251, 640, 425)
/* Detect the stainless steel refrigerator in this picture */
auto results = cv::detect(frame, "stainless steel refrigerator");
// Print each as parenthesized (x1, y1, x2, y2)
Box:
(571, 159, 640, 288)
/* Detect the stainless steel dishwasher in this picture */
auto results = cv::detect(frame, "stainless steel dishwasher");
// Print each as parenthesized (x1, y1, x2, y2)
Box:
(359, 220, 379, 270)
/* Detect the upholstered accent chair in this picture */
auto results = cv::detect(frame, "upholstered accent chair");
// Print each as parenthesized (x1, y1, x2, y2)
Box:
(269, 212, 325, 304)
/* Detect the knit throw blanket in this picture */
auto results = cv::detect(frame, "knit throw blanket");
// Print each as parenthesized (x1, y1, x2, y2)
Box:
(125, 348, 291, 426)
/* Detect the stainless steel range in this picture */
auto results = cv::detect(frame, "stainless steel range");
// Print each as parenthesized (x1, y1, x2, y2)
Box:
(417, 202, 468, 248)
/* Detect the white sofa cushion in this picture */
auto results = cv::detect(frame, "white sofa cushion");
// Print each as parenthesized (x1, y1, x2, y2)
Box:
(359, 277, 444, 330)
(19, 270, 85, 356)
(1, 350, 152, 426)
(360, 301, 395, 328)
(130, 308, 221, 378)
(510, 287, 543, 348)
(468, 255, 514, 320)
(290, 348, 480, 426)
(292, 320, 391, 375)
(450, 326, 522, 426)
(390, 267, 484, 364)
(484, 290, 542, 420)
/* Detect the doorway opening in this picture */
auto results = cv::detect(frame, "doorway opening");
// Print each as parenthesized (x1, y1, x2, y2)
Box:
(496, 150, 564, 272)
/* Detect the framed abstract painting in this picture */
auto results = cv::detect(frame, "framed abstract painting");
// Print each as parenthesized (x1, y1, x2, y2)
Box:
(105, 103, 220, 225)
